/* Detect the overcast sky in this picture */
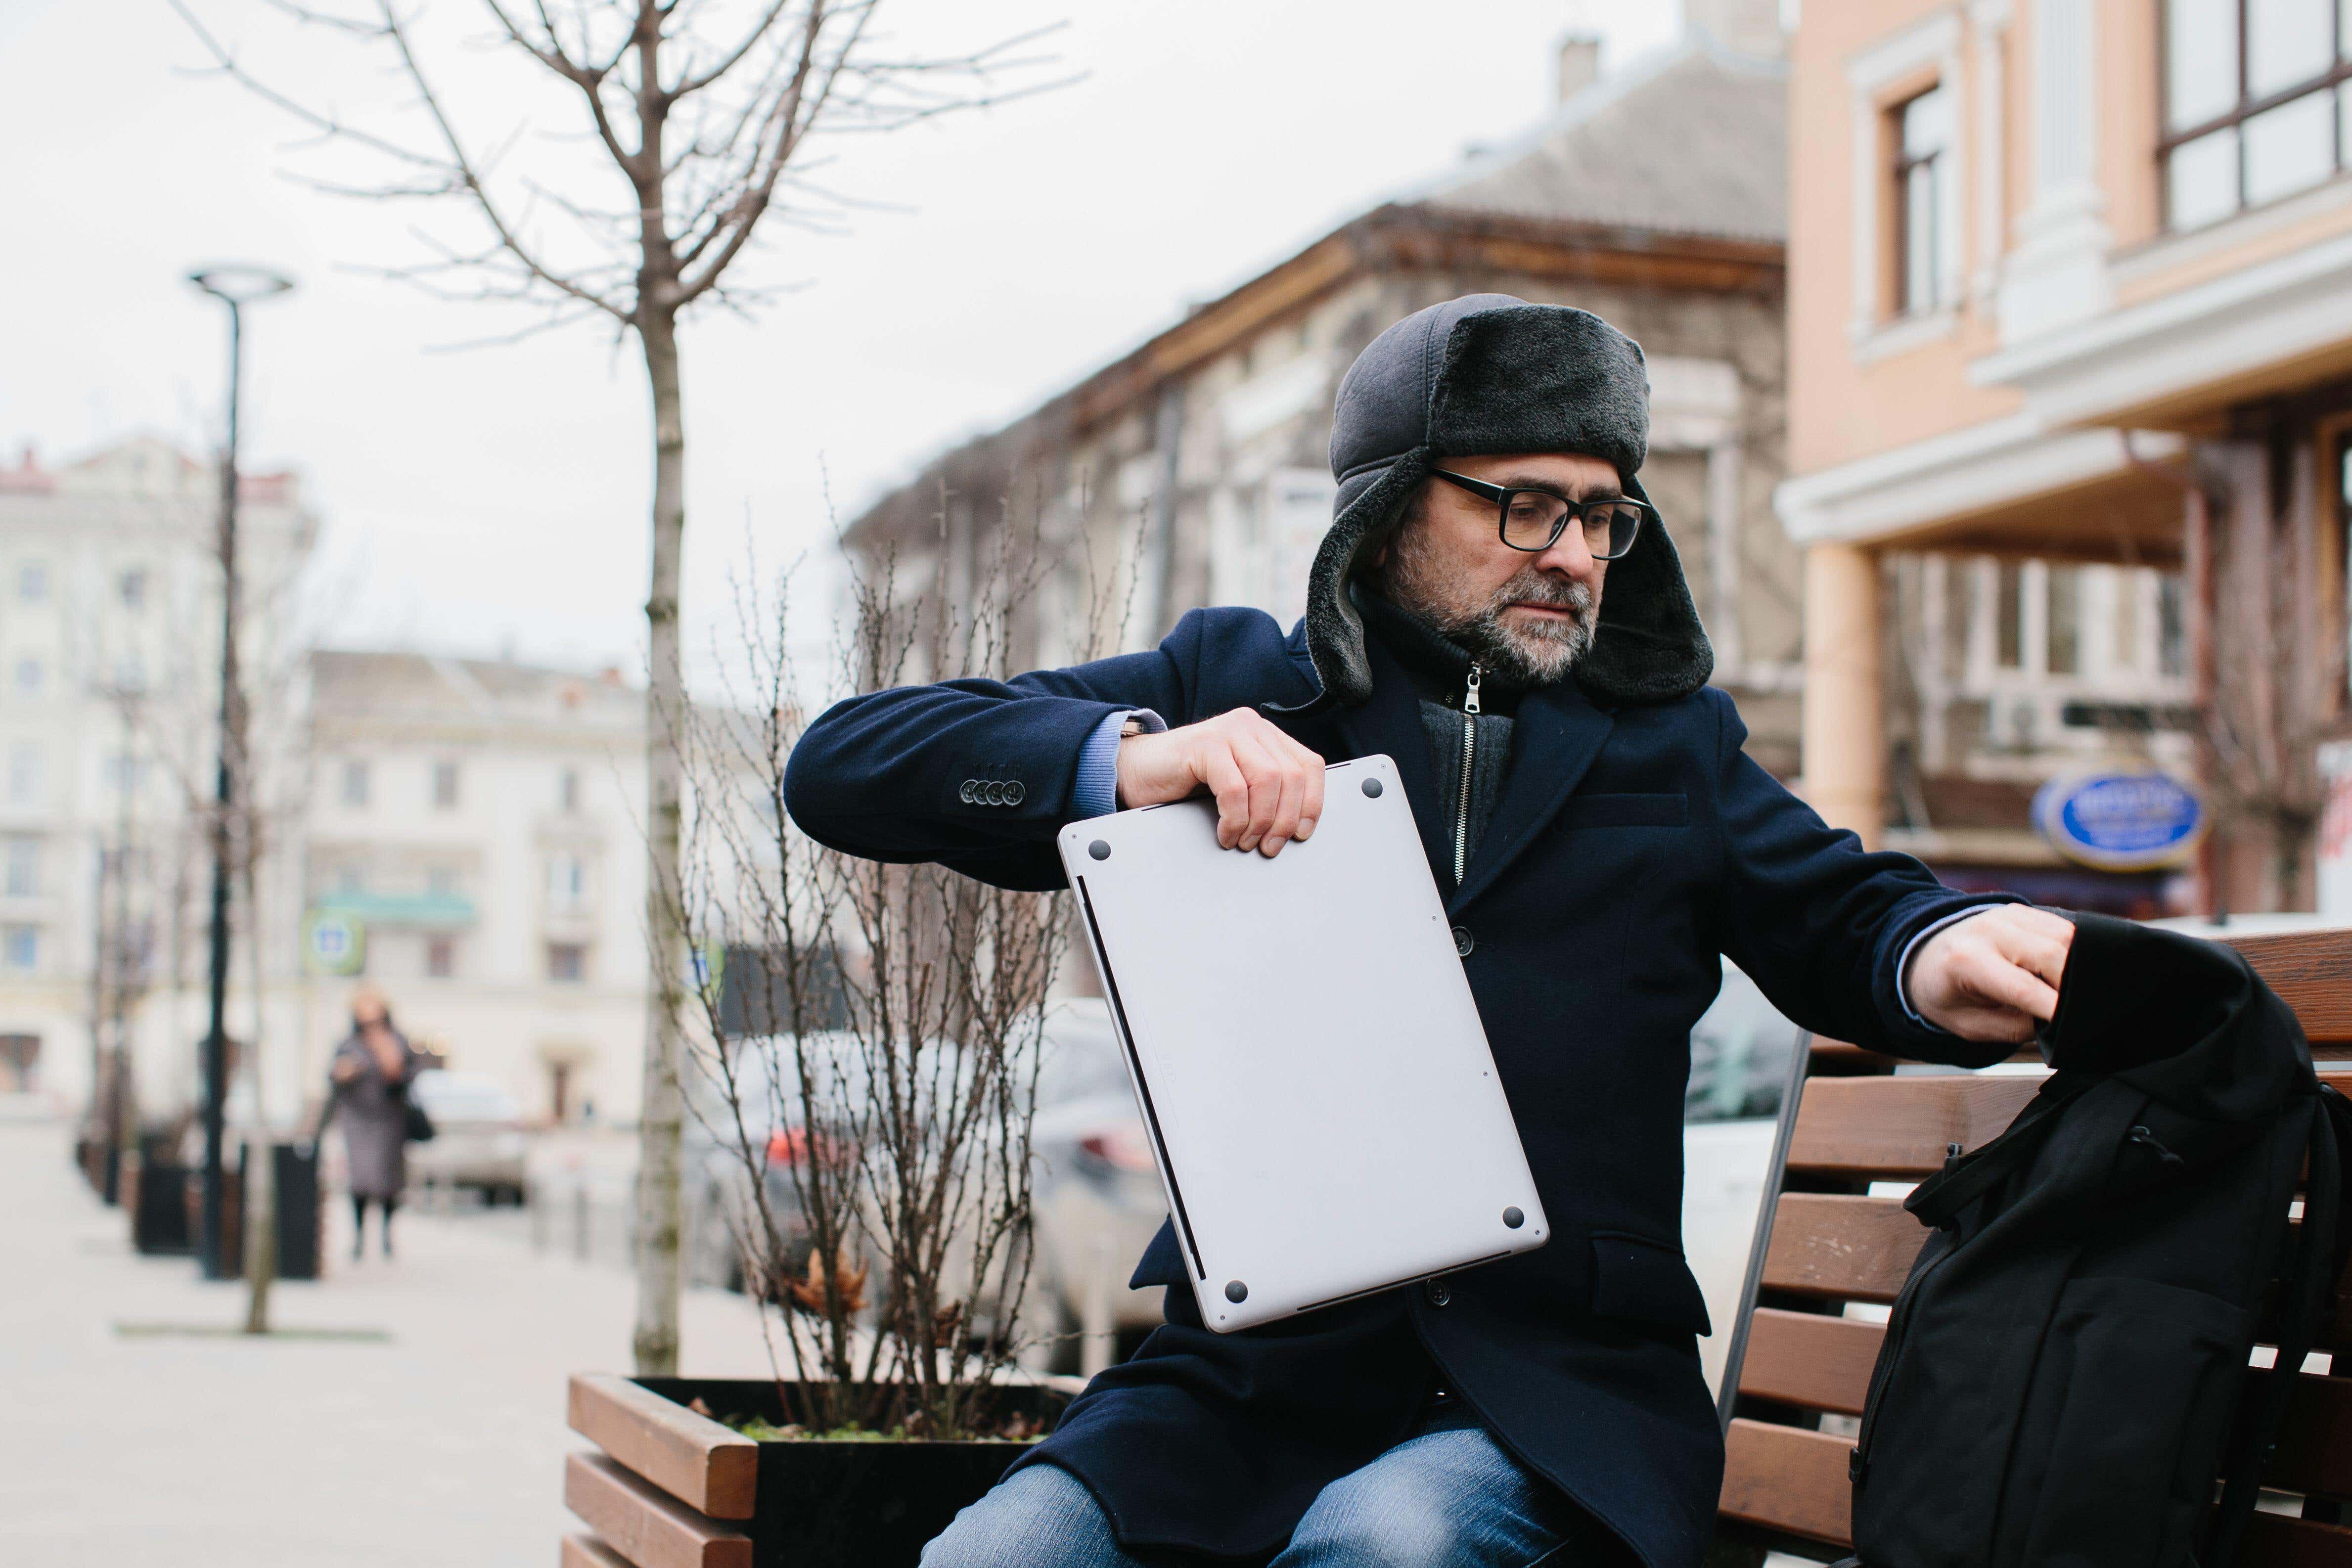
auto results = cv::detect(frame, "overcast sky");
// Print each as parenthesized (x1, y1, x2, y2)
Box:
(0, 0, 1684, 685)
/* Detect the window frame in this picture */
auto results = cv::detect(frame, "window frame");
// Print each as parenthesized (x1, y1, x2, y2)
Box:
(1892, 85, 1952, 317)
(2160, 0, 2352, 228)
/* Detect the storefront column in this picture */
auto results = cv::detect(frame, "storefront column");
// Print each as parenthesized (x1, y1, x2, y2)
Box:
(1802, 541, 1886, 848)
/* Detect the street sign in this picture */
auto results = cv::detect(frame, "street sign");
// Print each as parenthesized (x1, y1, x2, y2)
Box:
(302, 910, 365, 976)
(2032, 769, 2205, 872)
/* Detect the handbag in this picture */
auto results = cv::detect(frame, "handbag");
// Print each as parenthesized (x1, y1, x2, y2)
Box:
(399, 1083, 437, 1144)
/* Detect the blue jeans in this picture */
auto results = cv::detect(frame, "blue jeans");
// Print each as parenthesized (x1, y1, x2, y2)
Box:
(920, 1403, 1600, 1568)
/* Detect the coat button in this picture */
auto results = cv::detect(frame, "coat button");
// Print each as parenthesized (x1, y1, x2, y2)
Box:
(1004, 780, 1026, 806)
(1426, 1280, 1449, 1308)
(959, 780, 978, 803)
(1451, 926, 1474, 957)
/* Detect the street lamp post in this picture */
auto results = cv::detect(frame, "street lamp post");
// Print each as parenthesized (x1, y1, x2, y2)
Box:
(186, 265, 293, 1281)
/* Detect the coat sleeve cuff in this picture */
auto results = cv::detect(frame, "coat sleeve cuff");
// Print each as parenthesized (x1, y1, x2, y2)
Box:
(1070, 709, 1167, 820)
(1893, 906, 1993, 1033)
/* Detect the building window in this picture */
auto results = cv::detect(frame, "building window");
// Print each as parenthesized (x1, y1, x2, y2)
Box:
(3, 837, 36, 898)
(14, 658, 42, 698)
(1995, 561, 2026, 668)
(112, 653, 145, 695)
(7, 743, 41, 806)
(107, 754, 144, 794)
(560, 767, 581, 813)
(341, 759, 369, 808)
(2159, 573, 2188, 677)
(425, 936, 457, 979)
(547, 853, 588, 911)
(2163, 0, 2351, 231)
(2046, 566, 2082, 675)
(1892, 84, 1953, 314)
(433, 759, 460, 810)
(547, 941, 587, 983)
(16, 564, 46, 603)
(118, 568, 148, 610)
(2, 926, 36, 972)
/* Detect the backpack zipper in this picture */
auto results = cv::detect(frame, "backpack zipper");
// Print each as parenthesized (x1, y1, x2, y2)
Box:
(1454, 664, 1482, 888)
(1851, 1143, 1965, 1486)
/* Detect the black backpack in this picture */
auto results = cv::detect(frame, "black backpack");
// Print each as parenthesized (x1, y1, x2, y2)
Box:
(1837, 913, 2352, 1568)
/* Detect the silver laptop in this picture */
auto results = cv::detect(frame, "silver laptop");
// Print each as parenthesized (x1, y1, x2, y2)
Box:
(1056, 753, 1548, 1333)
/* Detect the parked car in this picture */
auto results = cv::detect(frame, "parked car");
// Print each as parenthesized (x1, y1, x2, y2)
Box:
(404, 1070, 530, 1205)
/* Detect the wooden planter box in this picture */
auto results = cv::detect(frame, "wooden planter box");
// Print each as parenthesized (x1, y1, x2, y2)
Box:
(563, 1375, 1069, 1568)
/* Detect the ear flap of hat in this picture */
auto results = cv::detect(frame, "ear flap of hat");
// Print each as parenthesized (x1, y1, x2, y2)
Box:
(1574, 472, 1714, 706)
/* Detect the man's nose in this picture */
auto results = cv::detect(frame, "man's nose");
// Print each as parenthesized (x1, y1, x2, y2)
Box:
(1532, 522, 1596, 579)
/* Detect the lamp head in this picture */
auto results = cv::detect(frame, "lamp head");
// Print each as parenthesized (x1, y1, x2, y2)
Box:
(187, 265, 295, 306)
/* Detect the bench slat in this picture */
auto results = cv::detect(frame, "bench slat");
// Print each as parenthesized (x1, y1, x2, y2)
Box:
(2226, 930, 2352, 1045)
(2265, 1372, 2352, 1497)
(1738, 1308, 1884, 1414)
(563, 1452, 753, 1568)
(568, 1375, 759, 1521)
(562, 1535, 634, 1568)
(1759, 1195, 1926, 1302)
(1719, 1419, 1853, 1545)
(2243, 1511, 2352, 1567)
(1789, 1075, 2046, 1178)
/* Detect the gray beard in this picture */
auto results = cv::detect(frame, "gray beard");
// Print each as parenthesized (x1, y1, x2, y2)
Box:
(1383, 529, 1596, 686)
(1442, 580, 1596, 686)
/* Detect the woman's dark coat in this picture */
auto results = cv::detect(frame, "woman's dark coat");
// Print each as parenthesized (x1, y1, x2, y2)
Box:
(781, 296, 2012, 1568)
(326, 1029, 421, 1200)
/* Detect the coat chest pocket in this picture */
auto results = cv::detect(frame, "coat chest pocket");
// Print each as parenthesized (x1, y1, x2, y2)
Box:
(1589, 1230, 1713, 1335)
(1559, 793, 1687, 831)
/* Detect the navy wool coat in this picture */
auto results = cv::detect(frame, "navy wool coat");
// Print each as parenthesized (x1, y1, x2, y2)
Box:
(782, 606, 2010, 1568)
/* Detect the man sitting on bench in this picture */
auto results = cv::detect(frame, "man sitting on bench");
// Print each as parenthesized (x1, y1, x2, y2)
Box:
(784, 295, 2070, 1568)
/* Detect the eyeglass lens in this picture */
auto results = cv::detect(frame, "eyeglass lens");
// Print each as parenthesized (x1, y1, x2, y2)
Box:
(1499, 492, 1642, 558)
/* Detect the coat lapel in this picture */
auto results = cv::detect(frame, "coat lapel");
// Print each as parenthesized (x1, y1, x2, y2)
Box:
(1450, 678, 1615, 913)
(1336, 634, 1452, 882)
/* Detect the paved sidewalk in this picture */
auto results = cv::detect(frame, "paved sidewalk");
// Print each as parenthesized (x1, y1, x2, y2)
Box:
(0, 1120, 783, 1567)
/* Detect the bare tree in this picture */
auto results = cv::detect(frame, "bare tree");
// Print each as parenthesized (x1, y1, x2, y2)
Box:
(671, 490, 1137, 1434)
(2187, 438, 2351, 911)
(173, 0, 1055, 1373)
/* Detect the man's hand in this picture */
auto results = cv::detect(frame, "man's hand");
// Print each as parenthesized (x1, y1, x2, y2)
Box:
(1115, 708, 1325, 856)
(1905, 905, 2076, 1044)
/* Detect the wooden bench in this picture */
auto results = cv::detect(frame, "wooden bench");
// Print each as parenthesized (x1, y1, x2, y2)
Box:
(1708, 928, 2352, 1565)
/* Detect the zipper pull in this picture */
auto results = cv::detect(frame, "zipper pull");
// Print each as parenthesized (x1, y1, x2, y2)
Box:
(2127, 1124, 2185, 1169)
(1463, 664, 1482, 716)
(1942, 1141, 1962, 1173)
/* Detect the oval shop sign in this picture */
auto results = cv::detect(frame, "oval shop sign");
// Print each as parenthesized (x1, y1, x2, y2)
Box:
(2032, 770, 2205, 872)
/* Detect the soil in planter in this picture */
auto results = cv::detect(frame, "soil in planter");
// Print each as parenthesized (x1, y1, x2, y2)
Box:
(687, 1397, 1048, 1444)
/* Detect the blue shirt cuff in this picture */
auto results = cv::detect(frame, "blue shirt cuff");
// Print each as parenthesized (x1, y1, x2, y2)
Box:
(1894, 905, 2003, 1032)
(1072, 709, 1166, 820)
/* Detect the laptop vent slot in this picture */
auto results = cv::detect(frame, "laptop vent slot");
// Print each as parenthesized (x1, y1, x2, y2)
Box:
(1074, 874, 1208, 1283)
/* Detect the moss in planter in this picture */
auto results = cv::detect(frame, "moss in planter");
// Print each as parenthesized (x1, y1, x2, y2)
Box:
(690, 1401, 1046, 1444)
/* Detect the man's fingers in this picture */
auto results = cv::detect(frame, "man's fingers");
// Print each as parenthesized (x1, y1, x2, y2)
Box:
(1256, 742, 1307, 856)
(1293, 740, 1326, 841)
(1198, 745, 1252, 850)
(1963, 943, 2062, 1023)
(1227, 734, 1285, 851)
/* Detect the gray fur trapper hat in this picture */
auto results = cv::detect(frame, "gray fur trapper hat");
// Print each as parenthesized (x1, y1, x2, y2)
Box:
(1283, 293, 1713, 713)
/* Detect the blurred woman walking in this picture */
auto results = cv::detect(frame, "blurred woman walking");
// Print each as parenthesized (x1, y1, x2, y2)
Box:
(322, 985, 423, 1261)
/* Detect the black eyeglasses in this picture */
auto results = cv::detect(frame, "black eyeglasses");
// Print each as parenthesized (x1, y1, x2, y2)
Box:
(1428, 469, 1651, 560)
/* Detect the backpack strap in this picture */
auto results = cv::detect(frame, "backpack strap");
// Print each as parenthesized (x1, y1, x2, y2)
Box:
(2207, 1084, 2352, 1568)
(1906, 1074, 2099, 1232)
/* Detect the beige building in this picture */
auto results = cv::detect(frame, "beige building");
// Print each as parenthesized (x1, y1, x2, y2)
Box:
(846, 8, 1808, 771)
(301, 652, 654, 1126)
(0, 437, 316, 1119)
(1782, 0, 2352, 914)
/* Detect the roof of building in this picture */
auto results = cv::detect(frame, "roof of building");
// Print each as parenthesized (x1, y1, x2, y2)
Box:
(309, 650, 643, 731)
(844, 35, 1786, 546)
(1406, 38, 1787, 245)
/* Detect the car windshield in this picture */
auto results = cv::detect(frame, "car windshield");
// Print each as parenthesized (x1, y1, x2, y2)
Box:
(410, 1072, 521, 1122)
